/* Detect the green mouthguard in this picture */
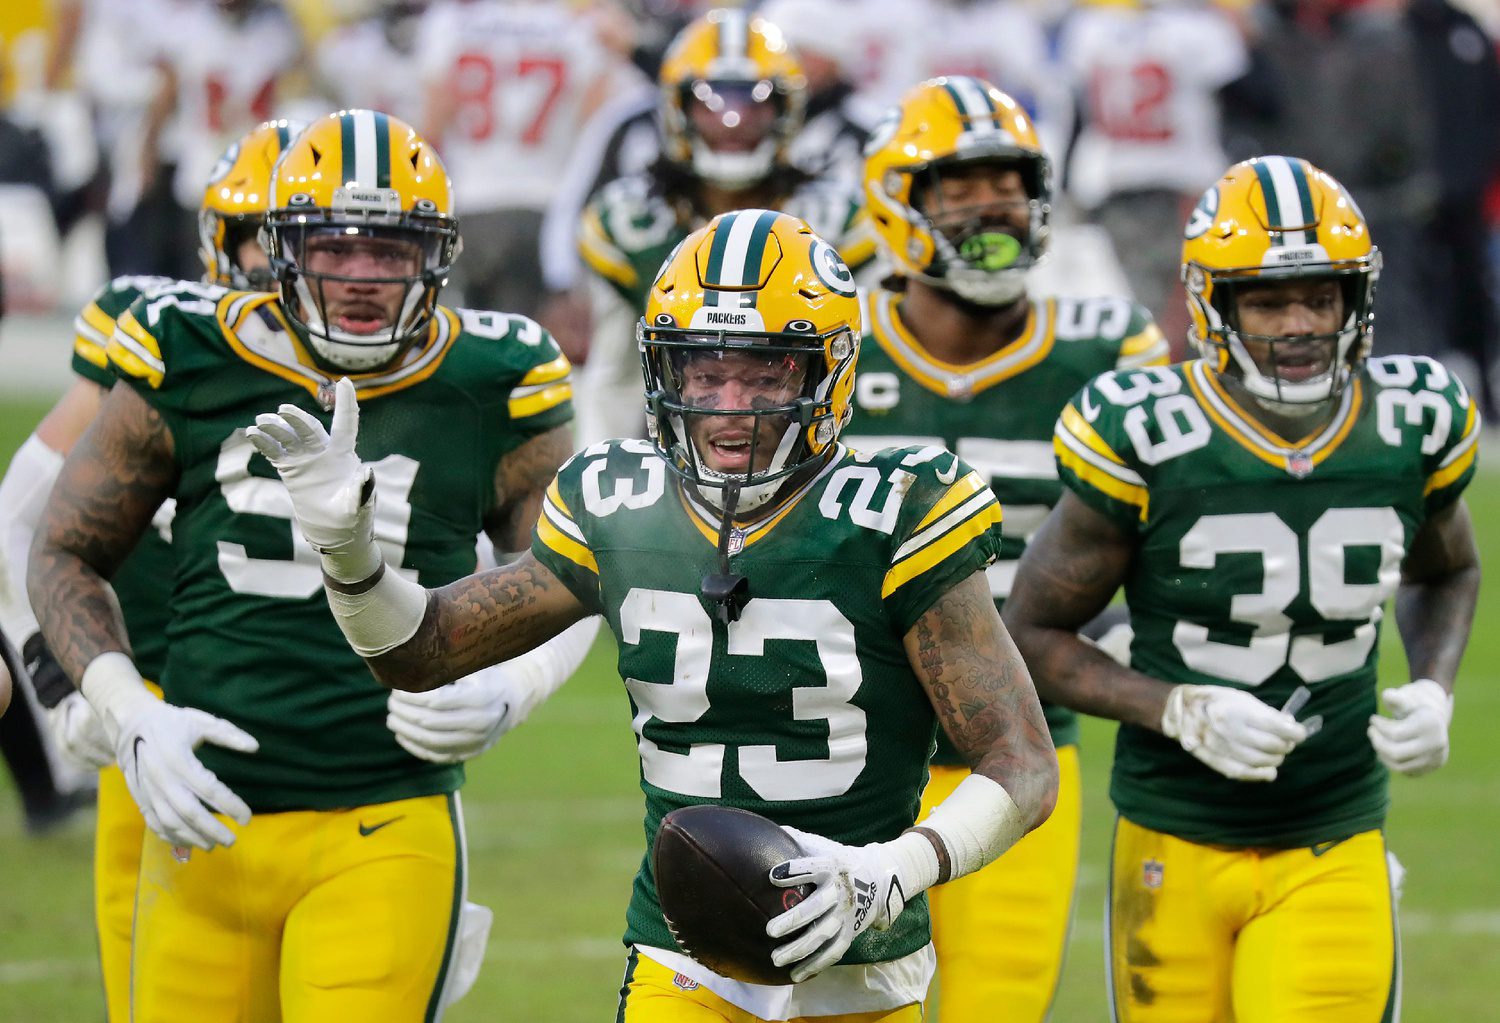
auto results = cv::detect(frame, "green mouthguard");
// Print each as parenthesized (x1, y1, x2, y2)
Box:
(958, 232, 1022, 272)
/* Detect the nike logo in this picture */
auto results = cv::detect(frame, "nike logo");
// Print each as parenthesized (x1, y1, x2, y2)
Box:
(358, 815, 405, 837)
(936, 455, 959, 485)
(1310, 838, 1348, 857)
(1080, 388, 1101, 422)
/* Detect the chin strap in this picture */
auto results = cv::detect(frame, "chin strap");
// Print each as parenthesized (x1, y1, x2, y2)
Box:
(701, 483, 749, 624)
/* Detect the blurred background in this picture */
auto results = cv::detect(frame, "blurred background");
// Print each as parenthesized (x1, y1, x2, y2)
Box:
(1, 2, 1497, 1020)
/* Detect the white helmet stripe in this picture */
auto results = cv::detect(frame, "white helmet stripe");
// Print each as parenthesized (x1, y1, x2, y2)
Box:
(719, 9, 748, 59)
(1263, 156, 1313, 234)
(353, 108, 378, 187)
(949, 76, 998, 134)
(719, 209, 773, 288)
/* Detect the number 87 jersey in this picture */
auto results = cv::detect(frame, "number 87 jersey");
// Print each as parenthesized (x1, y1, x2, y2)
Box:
(1054, 355, 1479, 847)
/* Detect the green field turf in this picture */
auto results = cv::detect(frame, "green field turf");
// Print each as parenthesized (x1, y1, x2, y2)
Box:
(0, 393, 1495, 1021)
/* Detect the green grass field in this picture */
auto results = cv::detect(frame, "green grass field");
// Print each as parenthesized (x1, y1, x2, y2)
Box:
(0, 394, 1495, 1021)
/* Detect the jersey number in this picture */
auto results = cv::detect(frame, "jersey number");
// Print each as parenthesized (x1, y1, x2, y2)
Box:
(620, 589, 867, 801)
(1173, 508, 1405, 685)
(452, 52, 567, 144)
(215, 432, 420, 598)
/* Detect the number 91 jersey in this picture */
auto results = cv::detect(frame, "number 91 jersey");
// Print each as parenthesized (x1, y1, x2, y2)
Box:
(1055, 356, 1480, 847)
(108, 283, 573, 812)
(531, 440, 1003, 970)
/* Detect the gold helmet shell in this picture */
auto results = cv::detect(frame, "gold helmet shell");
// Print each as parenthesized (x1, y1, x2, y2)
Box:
(199, 118, 305, 290)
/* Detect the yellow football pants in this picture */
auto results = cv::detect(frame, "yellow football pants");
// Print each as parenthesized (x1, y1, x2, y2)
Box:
(918, 745, 1082, 1023)
(618, 950, 926, 1022)
(1109, 818, 1398, 1023)
(95, 762, 145, 1021)
(130, 791, 467, 1023)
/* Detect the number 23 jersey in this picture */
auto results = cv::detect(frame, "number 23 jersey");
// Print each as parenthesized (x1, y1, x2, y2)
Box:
(1055, 356, 1480, 846)
(531, 440, 1002, 968)
(108, 282, 573, 812)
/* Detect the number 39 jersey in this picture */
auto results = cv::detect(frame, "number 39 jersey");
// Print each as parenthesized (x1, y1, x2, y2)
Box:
(1055, 356, 1480, 847)
(531, 441, 1002, 971)
(844, 288, 1166, 754)
(108, 283, 573, 812)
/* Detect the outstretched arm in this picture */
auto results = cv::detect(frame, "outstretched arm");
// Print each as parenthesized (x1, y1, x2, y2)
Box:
(247, 379, 589, 693)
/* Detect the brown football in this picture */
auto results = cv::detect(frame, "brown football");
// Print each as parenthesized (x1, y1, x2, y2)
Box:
(653, 805, 813, 985)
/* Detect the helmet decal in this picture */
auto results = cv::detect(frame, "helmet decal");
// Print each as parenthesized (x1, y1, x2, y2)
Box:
(1184, 186, 1218, 241)
(811, 239, 857, 296)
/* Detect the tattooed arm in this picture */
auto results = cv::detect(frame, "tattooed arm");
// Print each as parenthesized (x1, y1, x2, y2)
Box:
(905, 570, 1058, 832)
(28, 384, 177, 681)
(485, 424, 575, 552)
(1003, 491, 1172, 731)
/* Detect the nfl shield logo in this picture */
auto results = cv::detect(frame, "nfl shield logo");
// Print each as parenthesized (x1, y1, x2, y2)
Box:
(672, 972, 699, 991)
(726, 528, 747, 556)
(1285, 450, 1314, 478)
(1143, 858, 1165, 890)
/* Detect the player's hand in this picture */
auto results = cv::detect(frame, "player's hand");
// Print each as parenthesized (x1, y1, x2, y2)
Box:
(109, 696, 259, 851)
(1368, 679, 1452, 776)
(765, 826, 907, 983)
(1161, 684, 1308, 783)
(386, 665, 518, 764)
(245, 377, 376, 570)
(46, 691, 114, 770)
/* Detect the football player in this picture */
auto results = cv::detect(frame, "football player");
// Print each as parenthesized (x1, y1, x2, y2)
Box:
(1004, 156, 1481, 1023)
(0, 117, 298, 1021)
(845, 76, 1167, 1023)
(247, 209, 1059, 1020)
(29, 109, 594, 1021)
(574, 6, 877, 445)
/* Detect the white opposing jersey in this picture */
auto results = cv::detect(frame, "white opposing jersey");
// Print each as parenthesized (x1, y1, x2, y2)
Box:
(1057, 4, 1248, 208)
(415, 0, 640, 211)
(844, 0, 935, 111)
(315, 18, 426, 127)
(151, 0, 300, 208)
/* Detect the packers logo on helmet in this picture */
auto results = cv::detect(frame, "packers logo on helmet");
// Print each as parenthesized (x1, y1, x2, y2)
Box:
(1182, 155, 1381, 406)
(863, 76, 1052, 307)
(640, 208, 860, 515)
(199, 118, 306, 291)
(264, 109, 459, 372)
(658, 9, 808, 190)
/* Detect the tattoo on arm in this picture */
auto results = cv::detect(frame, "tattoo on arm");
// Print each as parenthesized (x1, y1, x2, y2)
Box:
(369, 550, 588, 690)
(486, 425, 575, 553)
(1397, 498, 1481, 688)
(29, 384, 177, 682)
(1003, 493, 1173, 731)
(905, 571, 1058, 829)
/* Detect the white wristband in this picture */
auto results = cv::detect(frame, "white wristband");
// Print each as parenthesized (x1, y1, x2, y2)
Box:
(0, 434, 64, 638)
(915, 773, 1027, 883)
(324, 565, 430, 658)
(78, 651, 153, 742)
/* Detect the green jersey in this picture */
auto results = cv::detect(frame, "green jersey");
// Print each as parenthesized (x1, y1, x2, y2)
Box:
(1055, 356, 1479, 846)
(531, 440, 1002, 967)
(72, 275, 178, 681)
(844, 288, 1167, 756)
(577, 173, 877, 313)
(109, 283, 573, 811)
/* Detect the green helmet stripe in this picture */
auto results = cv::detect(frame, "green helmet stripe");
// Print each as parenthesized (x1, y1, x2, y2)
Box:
(1252, 160, 1284, 245)
(703, 210, 736, 304)
(1289, 159, 1318, 245)
(340, 112, 357, 185)
(373, 111, 391, 189)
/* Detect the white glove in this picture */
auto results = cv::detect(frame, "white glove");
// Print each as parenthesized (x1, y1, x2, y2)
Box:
(1161, 684, 1308, 783)
(82, 653, 258, 851)
(1368, 679, 1452, 776)
(46, 691, 114, 770)
(387, 666, 518, 764)
(765, 826, 908, 983)
(244, 377, 378, 583)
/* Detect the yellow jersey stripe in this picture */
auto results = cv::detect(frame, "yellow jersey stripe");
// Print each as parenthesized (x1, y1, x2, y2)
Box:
(1425, 441, 1477, 496)
(882, 502, 1002, 598)
(578, 210, 637, 289)
(1115, 324, 1170, 370)
(914, 470, 989, 534)
(541, 490, 586, 546)
(116, 310, 164, 363)
(106, 339, 164, 388)
(73, 331, 109, 368)
(895, 488, 999, 564)
(546, 479, 576, 519)
(1059, 404, 1131, 469)
(537, 514, 599, 575)
(509, 381, 573, 419)
(1055, 432, 1149, 520)
(521, 354, 572, 386)
(79, 302, 118, 343)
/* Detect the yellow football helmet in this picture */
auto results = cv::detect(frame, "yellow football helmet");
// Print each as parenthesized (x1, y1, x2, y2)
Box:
(640, 208, 860, 515)
(658, 9, 808, 190)
(263, 109, 460, 372)
(199, 118, 305, 291)
(1182, 155, 1381, 405)
(863, 76, 1052, 306)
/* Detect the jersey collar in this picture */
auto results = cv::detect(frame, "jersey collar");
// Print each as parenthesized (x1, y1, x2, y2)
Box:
(1186, 360, 1363, 474)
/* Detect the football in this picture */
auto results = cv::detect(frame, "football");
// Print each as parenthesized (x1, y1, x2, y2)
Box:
(653, 805, 814, 985)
